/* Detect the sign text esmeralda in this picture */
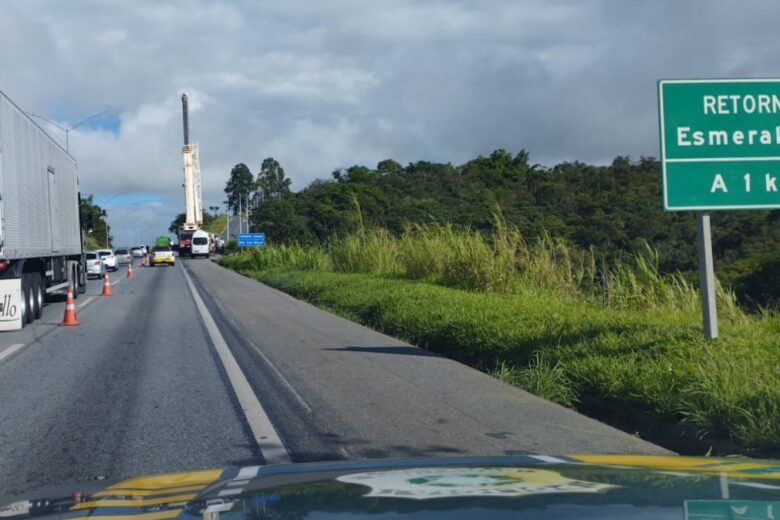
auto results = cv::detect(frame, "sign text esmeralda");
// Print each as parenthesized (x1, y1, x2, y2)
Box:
(659, 79, 780, 210)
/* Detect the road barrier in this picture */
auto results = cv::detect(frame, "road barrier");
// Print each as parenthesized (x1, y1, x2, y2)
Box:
(102, 273, 113, 297)
(60, 286, 80, 326)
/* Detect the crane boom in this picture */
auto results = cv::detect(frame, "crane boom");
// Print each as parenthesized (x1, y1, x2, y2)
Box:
(180, 93, 202, 233)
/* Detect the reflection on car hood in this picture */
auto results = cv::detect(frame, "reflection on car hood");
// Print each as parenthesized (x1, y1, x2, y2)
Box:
(3, 455, 780, 519)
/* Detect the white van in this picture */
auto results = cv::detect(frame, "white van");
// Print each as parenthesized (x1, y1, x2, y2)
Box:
(190, 229, 211, 258)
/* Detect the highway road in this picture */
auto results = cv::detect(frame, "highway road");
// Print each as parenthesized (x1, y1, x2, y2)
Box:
(0, 258, 669, 496)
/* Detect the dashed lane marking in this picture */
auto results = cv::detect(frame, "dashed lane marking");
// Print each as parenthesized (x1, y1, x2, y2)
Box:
(0, 343, 25, 364)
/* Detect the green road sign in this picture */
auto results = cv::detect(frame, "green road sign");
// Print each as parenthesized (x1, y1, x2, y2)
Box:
(659, 79, 780, 210)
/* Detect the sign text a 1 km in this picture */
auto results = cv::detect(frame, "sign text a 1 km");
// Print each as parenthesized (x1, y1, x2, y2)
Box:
(659, 79, 780, 211)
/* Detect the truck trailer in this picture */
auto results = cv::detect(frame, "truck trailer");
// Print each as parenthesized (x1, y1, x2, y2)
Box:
(0, 90, 86, 330)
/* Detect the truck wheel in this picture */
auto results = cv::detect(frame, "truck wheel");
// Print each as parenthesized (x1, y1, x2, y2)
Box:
(19, 276, 28, 328)
(33, 275, 43, 320)
(78, 266, 86, 294)
(70, 265, 79, 299)
(26, 278, 34, 324)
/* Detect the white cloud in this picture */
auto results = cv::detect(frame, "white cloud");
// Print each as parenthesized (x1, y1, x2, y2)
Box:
(2, 0, 780, 245)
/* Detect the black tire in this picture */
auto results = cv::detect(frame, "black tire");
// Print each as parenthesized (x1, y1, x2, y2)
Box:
(20, 275, 32, 326)
(26, 277, 34, 325)
(70, 265, 79, 299)
(33, 275, 43, 320)
(77, 266, 86, 294)
(19, 276, 28, 328)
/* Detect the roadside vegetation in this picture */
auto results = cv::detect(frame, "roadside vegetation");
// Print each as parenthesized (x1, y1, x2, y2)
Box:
(203, 214, 228, 235)
(80, 194, 111, 250)
(224, 152, 780, 308)
(220, 219, 780, 457)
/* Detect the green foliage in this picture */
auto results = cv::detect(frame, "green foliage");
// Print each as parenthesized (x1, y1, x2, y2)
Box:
(203, 214, 227, 234)
(256, 157, 292, 201)
(168, 213, 185, 234)
(492, 355, 578, 408)
(224, 163, 255, 215)
(251, 199, 312, 244)
(243, 151, 779, 306)
(83, 234, 101, 251)
(221, 244, 330, 272)
(234, 220, 741, 316)
(80, 194, 111, 248)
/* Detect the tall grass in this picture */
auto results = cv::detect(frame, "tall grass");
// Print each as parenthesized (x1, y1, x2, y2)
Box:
(223, 217, 744, 317)
(221, 243, 331, 272)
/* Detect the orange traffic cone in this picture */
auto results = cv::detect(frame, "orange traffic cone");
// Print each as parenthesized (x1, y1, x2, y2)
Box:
(102, 273, 113, 296)
(60, 285, 80, 326)
(127, 262, 134, 278)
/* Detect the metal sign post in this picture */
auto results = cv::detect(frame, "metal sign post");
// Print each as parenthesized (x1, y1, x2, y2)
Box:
(695, 212, 718, 339)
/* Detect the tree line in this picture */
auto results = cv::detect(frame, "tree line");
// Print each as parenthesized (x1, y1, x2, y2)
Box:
(223, 150, 780, 307)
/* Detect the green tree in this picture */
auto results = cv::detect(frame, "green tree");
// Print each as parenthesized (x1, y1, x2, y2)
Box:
(251, 198, 312, 244)
(256, 157, 292, 201)
(80, 194, 110, 248)
(224, 163, 255, 215)
(168, 213, 186, 234)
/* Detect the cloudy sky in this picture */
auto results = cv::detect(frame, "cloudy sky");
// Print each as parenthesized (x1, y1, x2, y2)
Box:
(1, 1, 778, 245)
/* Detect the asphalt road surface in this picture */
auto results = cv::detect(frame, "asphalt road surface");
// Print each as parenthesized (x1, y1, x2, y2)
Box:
(0, 258, 669, 496)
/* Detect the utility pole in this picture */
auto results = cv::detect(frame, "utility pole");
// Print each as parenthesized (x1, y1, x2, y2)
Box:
(238, 194, 243, 235)
(225, 202, 230, 243)
(28, 110, 108, 153)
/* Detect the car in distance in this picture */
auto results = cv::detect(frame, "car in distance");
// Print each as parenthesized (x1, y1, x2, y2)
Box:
(151, 245, 175, 267)
(130, 246, 145, 258)
(85, 251, 105, 279)
(114, 248, 133, 266)
(96, 249, 118, 271)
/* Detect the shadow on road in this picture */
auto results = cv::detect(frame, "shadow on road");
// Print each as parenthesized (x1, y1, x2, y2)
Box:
(324, 346, 440, 357)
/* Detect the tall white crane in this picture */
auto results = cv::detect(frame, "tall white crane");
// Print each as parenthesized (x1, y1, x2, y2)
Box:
(181, 92, 202, 232)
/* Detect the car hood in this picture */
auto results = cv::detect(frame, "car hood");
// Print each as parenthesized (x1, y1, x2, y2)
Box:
(3, 455, 780, 519)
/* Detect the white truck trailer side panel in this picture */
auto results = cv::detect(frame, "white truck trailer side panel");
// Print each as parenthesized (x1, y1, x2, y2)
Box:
(0, 92, 81, 259)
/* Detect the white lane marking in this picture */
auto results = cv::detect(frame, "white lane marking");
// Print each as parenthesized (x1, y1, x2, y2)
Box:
(0, 343, 26, 364)
(236, 466, 260, 479)
(218, 488, 242, 497)
(530, 455, 568, 464)
(77, 296, 95, 310)
(181, 266, 291, 465)
(228, 479, 250, 487)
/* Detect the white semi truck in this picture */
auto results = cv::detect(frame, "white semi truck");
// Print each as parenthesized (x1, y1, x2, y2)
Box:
(0, 90, 86, 330)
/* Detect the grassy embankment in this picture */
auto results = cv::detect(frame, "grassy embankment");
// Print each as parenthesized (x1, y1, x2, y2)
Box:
(84, 235, 102, 251)
(204, 215, 228, 235)
(220, 221, 780, 457)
